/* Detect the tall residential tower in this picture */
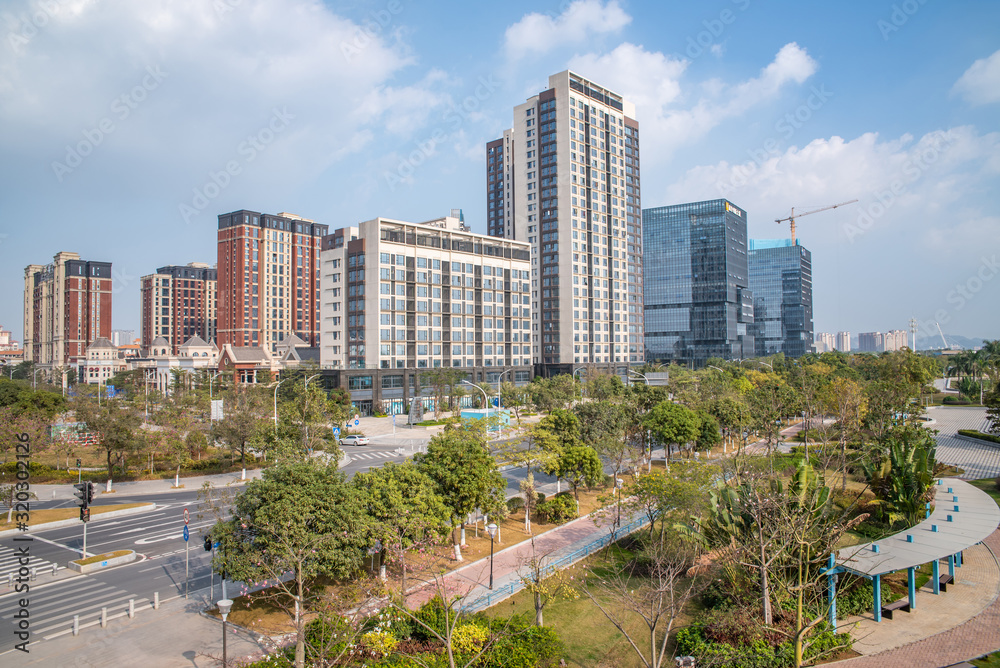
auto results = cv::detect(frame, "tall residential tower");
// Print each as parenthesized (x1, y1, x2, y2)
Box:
(217, 210, 327, 352)
(140, 263, 218, 354)
(488, 71, 643, 376)
(23, 252, 112, 368)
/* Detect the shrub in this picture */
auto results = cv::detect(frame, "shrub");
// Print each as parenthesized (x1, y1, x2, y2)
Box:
(944, 396, 971, 405)
(362, 630, 399, 657)
(506, 496, 525, 513)
(554, 490, 572, 499)
(536, 492, 546, 504)
(536, 495, 577, 524)
(410, 597, 449, 642)
(958, 429, 1000, 445)
(451, 624, 489, 654)
(995, 475, 1000, 493)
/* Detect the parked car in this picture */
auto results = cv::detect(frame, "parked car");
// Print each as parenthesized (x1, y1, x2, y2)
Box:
(340, 434, 370, 446)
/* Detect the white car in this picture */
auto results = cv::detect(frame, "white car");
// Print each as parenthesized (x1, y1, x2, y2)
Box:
(340, 435, 370, 446)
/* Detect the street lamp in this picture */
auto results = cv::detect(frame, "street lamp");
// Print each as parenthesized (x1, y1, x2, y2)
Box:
(217, 598, 233, 667)
(615, 477, 624, 530)
(706, 365, 724, 373)
(32, 367, 40, 390)
(572, 366, 586, 400)
(272, 378, 285, 436)
(303, 373, 321, 452)
(486, 522, 498, 589)
(209, 371, 223, 425)
(461, 379, 490, 422)
(496, 369, 513, 408)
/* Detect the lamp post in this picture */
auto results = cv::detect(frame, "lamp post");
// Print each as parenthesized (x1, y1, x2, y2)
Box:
(209, 371, 223, 425)
(486, 522, 498, 590)
(303, 373, 321, 452)
(32, 367, 40, 390)
(706, 365, 724, 373)
(496, 369, 512, 408)
(615, 477, 624, 530)
(218, 598, 233, 667)
(462, 379, 489, 423)
(272, 378, 285, 436)
(572, 366, 586, 400)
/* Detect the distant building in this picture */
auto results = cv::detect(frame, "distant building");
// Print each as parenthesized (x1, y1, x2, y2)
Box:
(884, 329, 908, 351)
(488, 70, 644, 375)
(814, 332, 835, 353)
(836, 331, 851, 352)
(319, 212, 533, 416)
(748, 239, 813, 358)
(643, 199, 754, 366)
(79, 337, 127, 385)
(141, 263, 217, 355)
(23, 252, 112, 369)
(110, 329, 135, 347)
(217, 210, 327, 353)
(858, 331, 883, 353)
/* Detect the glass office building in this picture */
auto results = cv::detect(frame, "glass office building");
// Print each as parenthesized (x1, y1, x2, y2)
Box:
(642, 199, 754, 366)
(748, 239, 813, 358)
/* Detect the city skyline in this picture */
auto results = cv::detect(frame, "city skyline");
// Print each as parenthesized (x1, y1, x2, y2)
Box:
(1, 0, 998, 344)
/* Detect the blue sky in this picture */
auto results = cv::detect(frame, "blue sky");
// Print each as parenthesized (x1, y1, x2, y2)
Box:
(1, 0, 998, 346)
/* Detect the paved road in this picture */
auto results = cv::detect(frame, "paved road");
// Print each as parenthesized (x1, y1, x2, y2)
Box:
(926, 405, 1000, 480)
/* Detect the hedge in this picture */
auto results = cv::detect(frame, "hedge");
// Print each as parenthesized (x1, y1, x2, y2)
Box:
(958, 429, 1000, 445)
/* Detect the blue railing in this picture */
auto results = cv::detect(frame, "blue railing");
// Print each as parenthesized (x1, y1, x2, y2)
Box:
(463, 514, 652, 612)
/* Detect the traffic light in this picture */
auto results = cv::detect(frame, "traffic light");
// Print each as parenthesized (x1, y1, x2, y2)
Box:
(85, 481, 95, 504)
(80, 507, 91, 522)
(204, 536, 212, 552)
(73, 483, 89, 509)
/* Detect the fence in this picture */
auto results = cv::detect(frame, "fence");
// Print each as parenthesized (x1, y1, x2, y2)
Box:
(463, 513, 652, 612)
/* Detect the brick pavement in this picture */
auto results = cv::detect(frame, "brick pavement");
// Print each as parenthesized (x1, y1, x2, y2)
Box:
(826, 527, 1000, 667)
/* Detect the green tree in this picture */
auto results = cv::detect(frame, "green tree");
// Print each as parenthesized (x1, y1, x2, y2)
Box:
(825, 377, 867, 491)
(623, 462, 717, 543)
(861, 426, 938, 526)
(694, 411, 721, 453)
(212, 460, 369, 668)
(415, 425, 507, 561)
(74, 397, 142, 478)
(353, 461, 450, 594)
(211, 386, 268, 465)
(528, 374, 579, 413)
(643, 401, 699, 463)
(550, 445, 604, 501)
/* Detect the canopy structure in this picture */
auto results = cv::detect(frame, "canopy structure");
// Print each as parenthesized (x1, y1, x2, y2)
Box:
(825, 478, 1000, 626)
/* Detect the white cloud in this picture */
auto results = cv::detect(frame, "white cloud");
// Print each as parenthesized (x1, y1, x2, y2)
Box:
(952, 49, 1000, 106)
(569, 42, 817, 159)
(0, 0, 449, 195)
(503, 0, 630, 61)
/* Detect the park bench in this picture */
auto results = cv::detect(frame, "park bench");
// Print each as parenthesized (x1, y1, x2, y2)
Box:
(938, 573, 954, 592)
(880, 598, 910, 620)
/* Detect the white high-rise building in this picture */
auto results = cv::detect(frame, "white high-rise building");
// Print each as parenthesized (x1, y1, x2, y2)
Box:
(814, 332, 835, 353)
(835, 331, 852, 352)
(488, 71, 643, 375)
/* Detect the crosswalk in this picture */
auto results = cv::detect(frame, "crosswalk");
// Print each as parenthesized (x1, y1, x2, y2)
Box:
(0, 545, 62, 582)
(350, 450, 401, 460)
(0, 576, 151, 650)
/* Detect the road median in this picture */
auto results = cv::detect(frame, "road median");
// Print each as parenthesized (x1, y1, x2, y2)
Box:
(0, 502, 157, 537)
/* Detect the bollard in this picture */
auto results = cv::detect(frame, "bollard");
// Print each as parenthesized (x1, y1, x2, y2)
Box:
(31, 567, 37, 581)
(7, 573, 12, 588)
(154, 592, 159, 610)
(51, 563, 58, 575)
(107, 479, 112, 493)
(128, 599, 134, 618)
(101, 607, 107, 628)
(73, 615, 79, 636)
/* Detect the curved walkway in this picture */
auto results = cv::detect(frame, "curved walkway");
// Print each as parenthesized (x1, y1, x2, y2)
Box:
(828, 526, 1000, 667)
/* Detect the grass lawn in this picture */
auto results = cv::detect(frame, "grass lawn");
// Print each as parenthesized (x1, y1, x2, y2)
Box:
(0, 503, 152, 528)
(972, 653, 1000, 667)
(483, 543, 661, 668)
(968, 477, 1000, 510)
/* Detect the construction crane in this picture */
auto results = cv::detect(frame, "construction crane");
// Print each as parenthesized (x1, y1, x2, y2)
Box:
(936, 322, 956, 350)
(775, 199, 858, 243)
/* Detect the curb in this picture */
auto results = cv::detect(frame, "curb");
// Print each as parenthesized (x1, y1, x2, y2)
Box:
(0, 502, 157, 537)
(954, 434, 1000, 449)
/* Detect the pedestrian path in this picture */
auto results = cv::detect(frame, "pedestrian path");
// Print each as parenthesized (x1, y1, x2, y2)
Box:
(0, 544, 62, 582)
(828, 527, 1000, 667)
(0, 574, 150, 653)
(348, 451, 400, 461)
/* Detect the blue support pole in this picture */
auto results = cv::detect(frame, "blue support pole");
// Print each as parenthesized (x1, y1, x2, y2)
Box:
(932, 558, 941, 594)
(958, 550, 964, 568)
(873, 575, 882, 622)
(827, 554, 837, 632)
(907, 567, 916, 609)
(949, 554, 955, 579)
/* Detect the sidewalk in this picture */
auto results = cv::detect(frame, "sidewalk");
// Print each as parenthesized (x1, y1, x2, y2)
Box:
(405, 507, 623, 611)
(32, 469, 267, 501)
(9, 585, 267, 667)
